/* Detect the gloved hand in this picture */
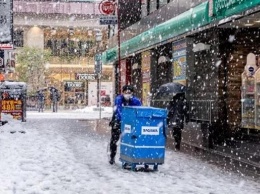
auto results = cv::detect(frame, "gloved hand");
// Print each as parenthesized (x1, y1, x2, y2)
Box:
(112, 121, 121, 130)
(109, 119, 121, 129)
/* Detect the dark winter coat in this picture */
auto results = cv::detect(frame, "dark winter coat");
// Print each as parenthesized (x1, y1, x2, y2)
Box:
(109, 94, 142, 128)
(38, 93, 45, 102)
(167, 96, 188, 129)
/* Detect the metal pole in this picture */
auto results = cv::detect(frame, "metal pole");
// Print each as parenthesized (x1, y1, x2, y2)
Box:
(95, 32, 102, 120)
(99, 73, 101, 120)
(97, 75, 99, 108)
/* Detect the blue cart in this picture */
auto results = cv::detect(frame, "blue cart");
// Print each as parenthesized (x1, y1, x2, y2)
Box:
(120, 106, 167, 171)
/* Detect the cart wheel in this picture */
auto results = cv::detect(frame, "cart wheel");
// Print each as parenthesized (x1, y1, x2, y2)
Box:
(122, 162, 128, 169)
(131, 164, 136, 171)
(153, 165, 158, 171)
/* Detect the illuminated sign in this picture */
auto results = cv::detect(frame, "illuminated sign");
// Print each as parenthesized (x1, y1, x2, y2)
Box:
(2, 100, 22, 113)
(75, 73, 96, 80)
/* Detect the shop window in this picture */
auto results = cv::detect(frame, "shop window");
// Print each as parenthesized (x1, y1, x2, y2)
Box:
(64, 81, 85, 106)
(45, 28, 94, 57)
(44, 32, 94, 58)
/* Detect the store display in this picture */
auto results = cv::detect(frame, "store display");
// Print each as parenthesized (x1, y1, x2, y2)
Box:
(241, 72, 255, 129)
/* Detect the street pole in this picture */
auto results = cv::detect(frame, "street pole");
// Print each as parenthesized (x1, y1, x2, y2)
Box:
(98, 73, 101, 120)
(95, 30, 103, 120)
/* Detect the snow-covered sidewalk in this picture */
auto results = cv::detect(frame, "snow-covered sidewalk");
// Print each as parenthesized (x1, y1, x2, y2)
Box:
(0, 112, 259, 194)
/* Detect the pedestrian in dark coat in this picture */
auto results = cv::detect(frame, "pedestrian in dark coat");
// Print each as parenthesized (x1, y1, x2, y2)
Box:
(109, 85, 142, 165)
(167, 93, 188, 150)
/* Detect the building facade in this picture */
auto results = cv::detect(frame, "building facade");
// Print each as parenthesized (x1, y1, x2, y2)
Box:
(1, 0, 113, 108)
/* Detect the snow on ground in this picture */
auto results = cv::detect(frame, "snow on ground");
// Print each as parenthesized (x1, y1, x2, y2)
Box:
(0, 110, 259, 194)
(28, 106, 113, 120)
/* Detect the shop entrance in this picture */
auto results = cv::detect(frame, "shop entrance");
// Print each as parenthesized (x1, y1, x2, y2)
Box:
(157, 59, 172, 89)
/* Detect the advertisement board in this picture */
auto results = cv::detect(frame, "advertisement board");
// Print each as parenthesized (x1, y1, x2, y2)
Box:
(172, 40, 187, 85)
(2, 100, 23, 120)
(0, 81, 27, 121)
(88, 82, 113, 106)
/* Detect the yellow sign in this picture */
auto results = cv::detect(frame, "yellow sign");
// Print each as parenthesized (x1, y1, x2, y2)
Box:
(2, 100, 22, 113)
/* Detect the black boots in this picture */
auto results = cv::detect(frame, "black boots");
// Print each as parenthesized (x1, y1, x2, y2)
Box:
(109, 158, 115, 165)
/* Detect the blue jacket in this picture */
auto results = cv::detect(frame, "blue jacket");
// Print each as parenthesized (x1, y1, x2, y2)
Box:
(113, 94, 142, 122)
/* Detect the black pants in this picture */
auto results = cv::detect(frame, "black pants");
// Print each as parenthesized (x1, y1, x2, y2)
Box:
(109, 128, 121, 160)
(172, 127, 182, 149)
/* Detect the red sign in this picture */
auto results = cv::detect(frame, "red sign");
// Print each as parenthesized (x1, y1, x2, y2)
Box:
(0, 43, 13, 50)
(99, 0, 115, 15)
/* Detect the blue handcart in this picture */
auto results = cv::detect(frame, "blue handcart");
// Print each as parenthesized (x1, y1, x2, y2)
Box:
(120, 106, 167, 171)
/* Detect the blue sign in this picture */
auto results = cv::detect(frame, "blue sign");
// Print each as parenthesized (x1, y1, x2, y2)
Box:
(99, 16, 118, 25)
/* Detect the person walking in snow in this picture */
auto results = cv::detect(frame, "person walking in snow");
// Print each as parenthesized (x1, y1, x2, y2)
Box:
(167, 93, 188, 150)
(109, 85, 142, 165)
(37, 90, 45, 112)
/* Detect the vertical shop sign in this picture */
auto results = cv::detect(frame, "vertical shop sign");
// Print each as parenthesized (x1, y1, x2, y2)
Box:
(141, 51, 151, 106)
(172, 40, 187, 85)
(0, 0, 12, 43)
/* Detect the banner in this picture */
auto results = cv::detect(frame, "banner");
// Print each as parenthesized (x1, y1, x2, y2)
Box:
(172, 40, 187, 85)
(141, 51, 151, 106)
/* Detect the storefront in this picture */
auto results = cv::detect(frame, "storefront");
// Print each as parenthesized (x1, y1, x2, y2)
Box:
(103, 0, 260, 147)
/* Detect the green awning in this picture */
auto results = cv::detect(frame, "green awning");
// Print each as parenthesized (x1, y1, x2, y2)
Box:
(102, 2, 209, 64)
(103, 0, 260, 64)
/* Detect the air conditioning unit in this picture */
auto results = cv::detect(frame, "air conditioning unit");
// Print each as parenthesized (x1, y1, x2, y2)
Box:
(192, 43, 210, 52)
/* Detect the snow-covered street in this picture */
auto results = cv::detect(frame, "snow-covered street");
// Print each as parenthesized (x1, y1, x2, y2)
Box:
(0, 110, 259, 194)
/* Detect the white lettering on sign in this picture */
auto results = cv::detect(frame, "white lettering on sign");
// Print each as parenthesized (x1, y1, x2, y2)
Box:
(215, 0, 239, 12)
(124, 124, 131, 133)
(141, 126, 159, 135)
(65, 81, 83, 88)
(76, 73, 95, 80)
